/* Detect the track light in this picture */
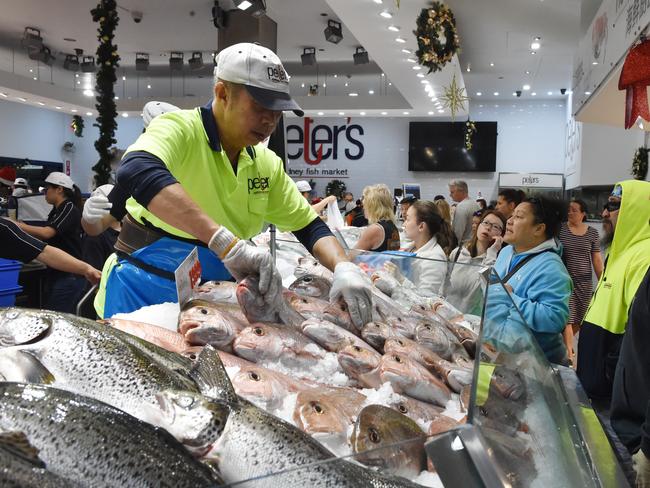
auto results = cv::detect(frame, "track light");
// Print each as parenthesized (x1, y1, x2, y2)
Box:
(301, 47, 316, 66)
(353, 47, 369, 65)
(212, 1, 226, 29)
(135, 52, 149, 71)
(324, 19, 343, 44)
(63, 54, 79, 71)
(28, 46, 55, 66)
(188, 52, 204, 70)
(81, 56, 96, 73)
(169, 52, 184, 70)
(22, 27, 43, 51)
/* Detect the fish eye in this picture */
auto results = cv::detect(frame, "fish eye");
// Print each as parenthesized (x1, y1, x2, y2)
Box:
(396, 317, 402, 322)
(175, 395, 195, 408)
(394, 355, 402, 363)
(398, 404, 408, 414)
(304, 277, 312, 282)
(249, 371, 261, 381)
(368, 427, 381, 443)
(200, 308, 208, 315)
(189, 353, 197, 360)
(253, 327, 264, 336)
(340, 303, 347, 311)
(301, 298, 308, 304)
(397, 340, 404, 346)
(312, 402, 324, 414)
(353, 346, 361, 352)
(424, 324, 432, 330)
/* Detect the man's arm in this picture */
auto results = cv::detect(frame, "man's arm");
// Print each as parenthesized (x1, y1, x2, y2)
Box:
(312, 235, 349, 271)
(15, 221, 56, 241)
(592, 250, 603, 280)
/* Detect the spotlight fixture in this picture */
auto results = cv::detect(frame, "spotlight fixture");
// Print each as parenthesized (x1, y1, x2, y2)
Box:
(308, 84, 319, 96)
(234, 0, 252, 9)
(301, 47, 316, 66)
(353, 47, 369, 65)
(212, 1, 226, 29)
(63, 54, 79, 71)
(522, 84, 531, 91)
(169, 52, 184, 70)
(28, 46, 55, 66)
(188, 52, 204, 70)
(135, 52, 149, 71)
(531, 41, 541, 50)
(22, 27, 43, 51)
(515, 90, 522, 97)
(81, 56, 96, 73)
(560, 88, 567, 95)
(324, 19, 343, 44)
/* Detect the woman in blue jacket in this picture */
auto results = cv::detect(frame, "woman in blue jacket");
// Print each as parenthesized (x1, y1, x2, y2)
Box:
(484, 196, 571, 365)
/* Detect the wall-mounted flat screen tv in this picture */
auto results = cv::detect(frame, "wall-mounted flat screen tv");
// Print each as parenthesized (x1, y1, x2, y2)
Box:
(408, 121, 497, 172)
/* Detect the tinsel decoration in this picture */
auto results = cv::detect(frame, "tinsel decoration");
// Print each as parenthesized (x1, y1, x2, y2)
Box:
(413, 2, 460, 74)
(90, 0, 120, 187)
(464, 119, 477, 150)
(439, 73, 469, 121)
(631, 147, 649, 180)
(71, 115, 84, 137)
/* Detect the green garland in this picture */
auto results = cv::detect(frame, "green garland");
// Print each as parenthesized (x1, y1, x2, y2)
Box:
(631, 147, 649, 180)
(71, 115, 84, 137)
(90, 0, 120, 186)
(464, 119, 477, 150)
(325, 179, 347, 198)
(413, 2, 460, 74)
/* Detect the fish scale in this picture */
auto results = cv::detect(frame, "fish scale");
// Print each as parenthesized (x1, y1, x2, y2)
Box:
(0, 382, 221, 487)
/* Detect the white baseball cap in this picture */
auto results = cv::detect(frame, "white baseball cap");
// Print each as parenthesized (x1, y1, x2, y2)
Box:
(44, 172, 75, 190)
(13, 177, 28, 187)
(143, 101, 181, 128)
(215, 43, 304, 117)
(295, 180, 312, 192)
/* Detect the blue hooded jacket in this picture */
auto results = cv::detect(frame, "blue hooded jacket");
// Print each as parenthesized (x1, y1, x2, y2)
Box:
(485, 238, 572, 363)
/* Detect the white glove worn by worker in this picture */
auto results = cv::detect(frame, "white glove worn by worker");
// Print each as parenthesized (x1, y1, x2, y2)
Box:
(209, 226, 282, 305)
(82, 195, 112, 225)
(330, 261, 373, 329)
(634, 449, 650, 488)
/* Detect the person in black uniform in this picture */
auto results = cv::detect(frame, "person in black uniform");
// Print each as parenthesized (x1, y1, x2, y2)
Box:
(1, 217, 100, 284)
(14, 172, 86, 313)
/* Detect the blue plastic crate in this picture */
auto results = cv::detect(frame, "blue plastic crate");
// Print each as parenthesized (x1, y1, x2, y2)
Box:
(0, 259, 22, 289)
(0, 285, 23, 307)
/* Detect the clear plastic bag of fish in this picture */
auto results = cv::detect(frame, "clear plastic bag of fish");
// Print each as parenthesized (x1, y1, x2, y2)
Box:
(353, 251, 415, 278)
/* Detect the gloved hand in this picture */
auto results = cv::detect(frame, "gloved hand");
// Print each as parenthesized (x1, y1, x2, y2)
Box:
(330, 261, 373, 329)
(382, 261, 405, 283)
(633, 449, 650, 488)
(209, 227, 281, 305)
(82, 194, 112, 225)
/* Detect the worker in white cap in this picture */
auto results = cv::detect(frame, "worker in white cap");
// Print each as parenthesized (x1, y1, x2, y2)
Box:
(95, 42, 373, 328)
(295, 180, 337, 214)
(12, 177, 30, 197)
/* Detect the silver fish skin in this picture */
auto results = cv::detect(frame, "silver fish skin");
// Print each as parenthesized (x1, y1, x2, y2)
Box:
(415, 321, 471, 363)
(289, 274, 332, 301)
(179, 299, 250, 352)
(337, 344, 383, 388)
(0, 382, 222, 487)
(191, 280, 240, 305)
(0, 308, 199, 432)
(301, 317, 376, 353)
(295, 256, 334, 280)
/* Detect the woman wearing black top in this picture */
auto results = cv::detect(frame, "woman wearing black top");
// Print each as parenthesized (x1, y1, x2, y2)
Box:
(15, 172, 85, 313)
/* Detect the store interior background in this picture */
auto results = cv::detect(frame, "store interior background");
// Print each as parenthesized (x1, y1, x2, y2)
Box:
(0, 0, 648, 210)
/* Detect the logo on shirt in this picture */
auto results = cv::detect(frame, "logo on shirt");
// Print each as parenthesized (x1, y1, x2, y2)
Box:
(248, 173, 270, 194)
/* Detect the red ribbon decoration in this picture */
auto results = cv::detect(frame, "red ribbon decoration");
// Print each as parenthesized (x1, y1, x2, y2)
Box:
(619, 38, 650, 129)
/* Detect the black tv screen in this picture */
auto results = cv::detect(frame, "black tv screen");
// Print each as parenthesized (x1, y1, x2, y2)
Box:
(408, 121, 497, 172)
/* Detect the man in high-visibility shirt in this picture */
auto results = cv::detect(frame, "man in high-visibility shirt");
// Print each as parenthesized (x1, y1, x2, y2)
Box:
(94, 43, 372, 327)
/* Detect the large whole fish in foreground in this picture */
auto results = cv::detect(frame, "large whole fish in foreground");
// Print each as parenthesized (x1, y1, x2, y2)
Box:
(0, 382, 223, 487)
(191, 280, 240, 305)
(178, 299, 250, 352)
(289, 274, 332, 301)
(162, 346, 424, 487)
(301, 317, 377, 353)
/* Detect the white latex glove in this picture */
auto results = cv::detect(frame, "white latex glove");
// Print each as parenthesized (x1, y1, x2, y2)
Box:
(382, 261, 405, 283)
(634, 449, 650, 488)
(82, 195, 112, 225)
(330, 261, 373, 329)
(209, 227, 281, 305)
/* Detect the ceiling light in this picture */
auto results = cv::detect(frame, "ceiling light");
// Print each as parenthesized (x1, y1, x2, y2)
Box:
(401, 49, 411, 54)
(380, 11, 393, 18)
(349, 92, 358, 96)
(86, 112, 92, 116)
(324, 19, 343, 44)
(301, 47, 316, 66)
(71, 109, 77, 113)
(395, 37, 406, 43)
(512, 92, 517, 96)
(63, 54, 79, 71)
(407, 58, 416, 63)
(420, 80, 429, 84)
(37, 101, 44, 105)
(585, 91, 591, 95)
(122, 75, 126, 81)
(188, 52, 204, 70)
(344, 82, 349, 87)
(353, 46, 369, 65)
(388, 82, 392, 85)
(494, 92, 499, 96)
(523, 84, 531, 90)
(428, 111, 434, 115)
(412, 66, 421, 70)
(381, 111, 387, 115)
(531, 92, 537, 96)
(136, 52, 149, 71)
(317, 112, 324, 116)
(530, 41, 541, 50)
(114, 96, 119, 100)
(416, 73, 424, 78)
(76, 81, 80, 85)
(322, 83, 326, 88)
(547, 91, 553, 95)
(381, 73, 385, 76)
(147, 84, 151, 89)
(368, 90, 374, 94)
(388, 25, 400, 32)
(32, 76, 37, 80)
(466, 65, 471, 72)
(81, 56, 96, 73)
(592, 61, 598, 65)
(525, 70, 531, 75)
(234, 0, 252, 10)
(373, 0, 382, 3)
(438, 109, 444, 113)
(338, 112, 345, 115)
(169, 52, 184, 70)
(83, 89, 94, 97)
(17, 97, 27, 102)
(530, 51, 537, 55)
(403, 111, 409, 115)
(489, 62, 494, 67)
(360, 111, 366, 115)
(333, 74, 337, 78)
(121, 112, 128, 118)
(476, 92, 482, 96)
(301, 83, 305, 88)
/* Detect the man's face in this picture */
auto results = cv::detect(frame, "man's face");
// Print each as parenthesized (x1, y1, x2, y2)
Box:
(601, 196, 621, 246)
(449, 186, 463, 202)
(345, 194, 353, 202)
(495, 196, 515, 218)
(400, 202, 410, 216)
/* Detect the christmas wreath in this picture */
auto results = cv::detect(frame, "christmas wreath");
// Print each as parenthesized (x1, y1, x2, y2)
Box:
(413, 2, 460, 74)
(71, 115, 84, 137)
(464, 119, 477, 150)
(631, 146, 649, 181)
(90, 0, 120, 187)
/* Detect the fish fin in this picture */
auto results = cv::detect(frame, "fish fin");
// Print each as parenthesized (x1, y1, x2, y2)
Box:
(189, 345, 238, 404)
(0, 349, 55, 384)
(0, 431, 45, 468)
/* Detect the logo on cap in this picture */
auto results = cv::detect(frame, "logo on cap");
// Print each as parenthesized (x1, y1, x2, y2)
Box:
(267, 65, 289, 85)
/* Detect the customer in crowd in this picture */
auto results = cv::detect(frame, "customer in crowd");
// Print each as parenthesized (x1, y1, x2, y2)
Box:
(445, 210, 506, 314)
(11, 177, 30, 197)
(577, 180, 650, 405)
(348, 199, 368, 227)
(448, 179, 480, 244)
(1, 217, 100, 285)
(610, 267, 650, 485)
(495, 188, 526, 220)
(558, 199, 603, 364)
(384, 200, 456, 296)
(434, 198, 452, 225)
(340, 192, 355, 214)
(294, 180, 336, 214)
(470, 209, 483, 235)
(14, 172, 86, 313)
(398, 195, 417, 221)
(354, 184, 400, 252)
(485, 196, 571, 364)
(433, 194, 446, 202)
(477, 198, 487, 211)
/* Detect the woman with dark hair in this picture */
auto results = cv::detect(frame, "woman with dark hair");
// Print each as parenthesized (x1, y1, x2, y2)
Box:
(558, 199, 603, 364)
(445, 210, 507, 314)
(385, 200, 457, 296)
(15, 172, 85, 313)
(485, 196, 572, 364)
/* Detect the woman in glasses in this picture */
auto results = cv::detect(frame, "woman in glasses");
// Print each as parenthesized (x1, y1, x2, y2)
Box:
(485, 196, 572, 365)
(445, 210, 507, 314)
(558, 199, 603, 365)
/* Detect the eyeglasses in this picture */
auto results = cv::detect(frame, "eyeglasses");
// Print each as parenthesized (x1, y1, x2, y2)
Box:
(480, 220, 503, 232)
(603, 200, 621, 212)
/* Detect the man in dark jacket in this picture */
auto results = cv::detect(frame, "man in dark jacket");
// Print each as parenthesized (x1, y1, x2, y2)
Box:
(611, 267, 650, 486)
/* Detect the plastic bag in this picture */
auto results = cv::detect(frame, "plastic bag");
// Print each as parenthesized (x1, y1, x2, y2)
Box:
(326, 200, 345, 230)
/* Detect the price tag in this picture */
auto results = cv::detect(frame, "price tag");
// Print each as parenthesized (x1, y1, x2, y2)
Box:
(175, 247, 201, 308)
